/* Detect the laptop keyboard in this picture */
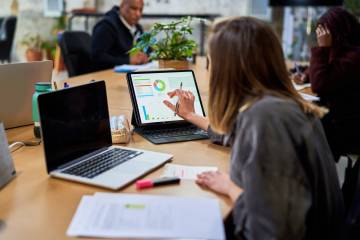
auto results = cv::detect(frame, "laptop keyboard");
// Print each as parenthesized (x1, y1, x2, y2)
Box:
(62, 148, 143, 179)
(142, 126, 207, 139)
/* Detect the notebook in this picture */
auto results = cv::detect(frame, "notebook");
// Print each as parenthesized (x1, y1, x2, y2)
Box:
(38, 81, 172, 190)
(127, 70, 208, 144)
(0, 61, 52, 129)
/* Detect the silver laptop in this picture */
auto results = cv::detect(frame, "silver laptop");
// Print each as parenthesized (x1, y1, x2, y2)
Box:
(38, 81, 172, 190)
(0, 122, 16, 189)
(0, 61, 53, 129)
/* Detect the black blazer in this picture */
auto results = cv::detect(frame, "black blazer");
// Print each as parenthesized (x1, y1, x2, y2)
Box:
(91, 6, 143, 69)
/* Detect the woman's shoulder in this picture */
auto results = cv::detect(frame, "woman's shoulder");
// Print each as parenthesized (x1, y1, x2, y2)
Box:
(234, 95, 311, 131)
(334, 46, 360, 61)
(240, 95, 301, 118)
(345, 46, 360, 59)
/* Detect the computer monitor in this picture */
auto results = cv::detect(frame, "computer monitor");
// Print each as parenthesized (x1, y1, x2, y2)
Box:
(270, 0, 343, 6)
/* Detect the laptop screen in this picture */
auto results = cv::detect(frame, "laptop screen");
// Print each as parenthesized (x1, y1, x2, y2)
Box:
(127, 70, 205, 125)
(38, 81, 112, 173)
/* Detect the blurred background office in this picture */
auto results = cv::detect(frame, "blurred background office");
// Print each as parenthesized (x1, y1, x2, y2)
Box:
(0, 0, 359, 76)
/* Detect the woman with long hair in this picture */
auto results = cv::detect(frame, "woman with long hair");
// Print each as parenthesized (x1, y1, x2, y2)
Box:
(164, 17, 344, 239)
(309, 7, 360, 161)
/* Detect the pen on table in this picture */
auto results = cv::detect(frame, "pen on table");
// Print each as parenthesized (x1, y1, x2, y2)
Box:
(136, 177, 181, 190)
(174, 82, 183, 116)
(294, 62, 300, 74)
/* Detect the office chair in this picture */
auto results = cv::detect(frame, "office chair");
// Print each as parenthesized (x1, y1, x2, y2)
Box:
(342, 154, 360, 239)
(0, 16, 17, 63)
(59, 31, 100, 77)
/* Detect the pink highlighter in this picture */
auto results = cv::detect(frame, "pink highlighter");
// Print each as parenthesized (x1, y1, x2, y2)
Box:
(136, 177, 181, 189)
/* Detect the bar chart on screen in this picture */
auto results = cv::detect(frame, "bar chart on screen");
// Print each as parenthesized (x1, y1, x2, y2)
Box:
(141, 102, 181, 121)
(133, 77, 154, 97)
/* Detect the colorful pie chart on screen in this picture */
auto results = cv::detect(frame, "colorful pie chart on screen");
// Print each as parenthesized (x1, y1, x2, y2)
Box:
(153, 79, 166, 92)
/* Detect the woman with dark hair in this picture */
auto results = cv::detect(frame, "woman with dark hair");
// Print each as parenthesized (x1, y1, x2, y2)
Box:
(310, 7, 360, 161)
(164, 17, 344, 239)
(294, 7, 360, 160)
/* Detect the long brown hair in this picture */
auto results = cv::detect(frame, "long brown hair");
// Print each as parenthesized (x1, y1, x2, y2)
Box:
(208, 17, 326, 134)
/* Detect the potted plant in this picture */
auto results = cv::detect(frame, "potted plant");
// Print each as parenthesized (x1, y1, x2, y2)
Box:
(130, 17, 197, 69)
(41, 40, 56, 61)
(21, 33, 43, 61)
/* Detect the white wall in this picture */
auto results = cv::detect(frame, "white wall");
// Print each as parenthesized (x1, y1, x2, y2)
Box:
(0, 0, 57, 62)
(0, 0, 259, 61)
(98, 0, 249, 16)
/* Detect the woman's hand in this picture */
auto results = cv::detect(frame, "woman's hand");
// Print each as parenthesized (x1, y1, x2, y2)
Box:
(196, 171, 243, 203)
(292, 73, 308, 85)
(163, 89, 209, 130)
(163, 89, 196, 121)
(316, 25, 332, 47)
(130, 52, 149, 65)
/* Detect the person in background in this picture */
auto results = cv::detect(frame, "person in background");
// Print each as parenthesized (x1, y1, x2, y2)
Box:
(91, 0, 148, 69)
(308, 7, 360, 161)
(164, 17, 344, 239)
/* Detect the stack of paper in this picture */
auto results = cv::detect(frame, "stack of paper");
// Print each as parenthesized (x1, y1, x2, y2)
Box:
(67, 193, 225, 239)
(300, 92, 320, 102)
(293, 82, 311, 91)
(162, 163, 218, 180)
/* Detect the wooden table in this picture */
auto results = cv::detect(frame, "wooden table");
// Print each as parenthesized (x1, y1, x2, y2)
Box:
(0, 58, 232, 239)
(0, 58, 315, 239)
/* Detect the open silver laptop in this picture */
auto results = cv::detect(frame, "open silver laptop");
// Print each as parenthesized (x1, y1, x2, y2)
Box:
(38, 81, 172, 190)
(0, 61, 53, 129)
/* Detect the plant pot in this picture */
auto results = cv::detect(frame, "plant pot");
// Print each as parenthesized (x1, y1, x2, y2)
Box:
(159, 59, 190, 70)
(45, 49, 54, 61)
(26, 49, 43, 62)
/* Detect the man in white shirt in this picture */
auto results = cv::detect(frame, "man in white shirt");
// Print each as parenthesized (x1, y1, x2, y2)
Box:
(92, 0, 148, 69)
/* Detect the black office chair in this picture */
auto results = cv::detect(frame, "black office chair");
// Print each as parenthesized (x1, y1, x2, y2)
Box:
(59, 31, 100, 77)
(342, 154, 360, 240)
(0, 16, 17, 63)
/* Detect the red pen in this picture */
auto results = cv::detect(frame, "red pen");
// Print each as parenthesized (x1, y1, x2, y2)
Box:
(136, 177, 181, 189)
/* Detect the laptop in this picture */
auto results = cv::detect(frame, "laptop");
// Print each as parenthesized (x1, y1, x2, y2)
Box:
(127, 70, 208, 144)
(38, 81, 172, 190)
(0, 122, 16, 189)
(0, 61, 53, 129)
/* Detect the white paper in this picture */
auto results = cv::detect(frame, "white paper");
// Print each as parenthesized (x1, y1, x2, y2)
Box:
(162, 163, 218, 180)
(300, 92, 320, 102)
(114, 61, 159, 72)
(293, 82, 311, 91)
(67, 193, 225, 240)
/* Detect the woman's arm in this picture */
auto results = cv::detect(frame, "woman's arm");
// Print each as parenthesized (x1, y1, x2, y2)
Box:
(196, 171, 243, 203)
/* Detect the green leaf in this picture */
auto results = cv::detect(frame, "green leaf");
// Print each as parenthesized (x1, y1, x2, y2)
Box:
(130, 16, 196, 60)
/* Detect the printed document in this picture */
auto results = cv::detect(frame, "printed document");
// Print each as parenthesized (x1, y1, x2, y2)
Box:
(67, 193, 225, 239)
(162, 163, 218, 180)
